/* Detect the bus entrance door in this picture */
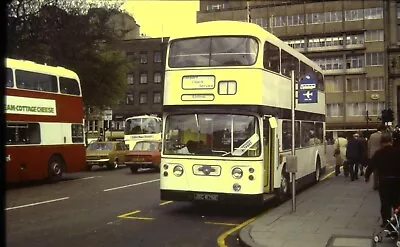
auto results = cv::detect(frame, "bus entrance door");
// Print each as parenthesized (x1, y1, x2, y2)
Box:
(263, 116, 277, 193)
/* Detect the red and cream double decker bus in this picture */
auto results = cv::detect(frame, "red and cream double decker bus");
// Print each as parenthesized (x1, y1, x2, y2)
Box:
(5, 58, 86, 183)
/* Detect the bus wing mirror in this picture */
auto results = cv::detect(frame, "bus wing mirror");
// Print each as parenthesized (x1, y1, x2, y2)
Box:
(268, 117, 277, 129)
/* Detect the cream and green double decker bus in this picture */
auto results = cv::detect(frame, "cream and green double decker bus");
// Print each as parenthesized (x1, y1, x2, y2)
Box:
(160, 21, 326, 205)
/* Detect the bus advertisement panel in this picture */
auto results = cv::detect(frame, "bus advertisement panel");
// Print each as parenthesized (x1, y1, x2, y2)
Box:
(5, 58, 86, 183)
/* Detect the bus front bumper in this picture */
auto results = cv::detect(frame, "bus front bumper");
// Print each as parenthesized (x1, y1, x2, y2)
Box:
(160, 189, 265, 205)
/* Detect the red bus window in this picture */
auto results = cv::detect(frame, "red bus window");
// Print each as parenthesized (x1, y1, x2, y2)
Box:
(6, 122, 41, 145)
(6, 68, 14, 88)
(71, 124, 84, 143)
(15, 70, 58, 93)
(60, 77, 80, 96)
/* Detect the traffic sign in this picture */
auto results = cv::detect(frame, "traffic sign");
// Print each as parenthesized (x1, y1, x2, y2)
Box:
(298, 89, 318, 103)
(298, 74, 318, 104)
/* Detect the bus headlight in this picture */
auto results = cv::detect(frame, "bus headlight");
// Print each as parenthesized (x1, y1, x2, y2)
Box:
(173, 165, 184, 177)
(232, 167, 243, 179)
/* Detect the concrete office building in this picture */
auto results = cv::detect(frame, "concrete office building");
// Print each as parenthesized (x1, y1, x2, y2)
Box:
(197, 0, 400, 138)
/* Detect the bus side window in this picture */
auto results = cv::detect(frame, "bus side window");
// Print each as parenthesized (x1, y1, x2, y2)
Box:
(281, 49, 299, 80)
(6, 68, 14, 88)
(263, 42, 280, 73)
(15, 70, 58, 93)
(6, 122, 41, 145)
(60, 77, 81, 96)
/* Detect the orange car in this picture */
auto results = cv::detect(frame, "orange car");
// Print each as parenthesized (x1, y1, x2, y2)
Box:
(124, 140, 161, 173)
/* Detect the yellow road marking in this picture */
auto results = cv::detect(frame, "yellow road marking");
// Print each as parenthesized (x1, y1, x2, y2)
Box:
(321, 170, 335, 181)
(159, 201, 173, 206)
(217, 209, 271, 247)
(118, 210, 154, 220)
(205, 221, 239, 227)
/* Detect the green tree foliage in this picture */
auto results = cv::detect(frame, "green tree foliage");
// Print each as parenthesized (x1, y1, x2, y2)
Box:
(7, 0, 133, 111)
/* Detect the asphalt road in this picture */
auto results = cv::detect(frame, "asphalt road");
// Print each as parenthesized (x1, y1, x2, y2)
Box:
(6, 146, 336, 247)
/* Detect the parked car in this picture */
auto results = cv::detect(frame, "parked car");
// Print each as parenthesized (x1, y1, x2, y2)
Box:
(86, 141, 129, 170)
(125, 140, 161, 173)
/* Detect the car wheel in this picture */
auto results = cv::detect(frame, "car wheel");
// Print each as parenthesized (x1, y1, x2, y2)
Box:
(130, 167, 138, 174)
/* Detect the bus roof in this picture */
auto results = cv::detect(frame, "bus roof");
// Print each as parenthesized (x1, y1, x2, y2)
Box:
(5, 58, 80, 81)
(168, 21, 322, 74)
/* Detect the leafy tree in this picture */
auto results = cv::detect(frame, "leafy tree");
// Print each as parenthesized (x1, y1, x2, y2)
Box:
(6, 0, 133, 114)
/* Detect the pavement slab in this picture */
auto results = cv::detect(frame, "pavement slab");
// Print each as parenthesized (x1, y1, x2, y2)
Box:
(239, 172, 395, 247)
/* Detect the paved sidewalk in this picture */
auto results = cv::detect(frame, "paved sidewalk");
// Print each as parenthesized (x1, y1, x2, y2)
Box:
(239, 172, 394, 247)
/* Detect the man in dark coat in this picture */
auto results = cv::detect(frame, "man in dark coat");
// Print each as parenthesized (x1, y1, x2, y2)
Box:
(346, 133, 363, 181)
(365, 132, 400, 227)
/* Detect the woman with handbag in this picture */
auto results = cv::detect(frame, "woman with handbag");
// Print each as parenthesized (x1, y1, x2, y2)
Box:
(334, 135, 348, 176)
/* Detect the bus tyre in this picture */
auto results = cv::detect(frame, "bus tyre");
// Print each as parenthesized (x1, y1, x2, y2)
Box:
(278, 170, 290, 202)
(315, 158, 321, 183)
(48, 156, 64, 183)
(130, 167, 138, 174)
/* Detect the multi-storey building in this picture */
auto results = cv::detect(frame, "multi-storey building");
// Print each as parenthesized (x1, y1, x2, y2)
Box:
(105, 37, 169, 138)
(197, 0, 400, 138)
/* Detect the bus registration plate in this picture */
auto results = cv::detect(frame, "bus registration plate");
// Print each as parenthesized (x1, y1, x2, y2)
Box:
(194, 193, 218, 201)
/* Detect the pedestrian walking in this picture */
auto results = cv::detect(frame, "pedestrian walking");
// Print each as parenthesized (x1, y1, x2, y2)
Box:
(368, 125, 386, 190)
(365, 132, 400, 227)
(358, 134, 368, 176)
(334, 135, 347, 176)
(393, 125, 400, 148)
(346, 133, 363, 181)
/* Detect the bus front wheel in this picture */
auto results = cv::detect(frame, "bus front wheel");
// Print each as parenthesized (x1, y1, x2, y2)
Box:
(277, 169, 290, 203)
(48, 155, 64, 183)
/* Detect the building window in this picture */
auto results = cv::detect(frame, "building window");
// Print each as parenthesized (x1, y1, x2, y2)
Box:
(346, 34, 364, 46)
(364, 7, 383, 20)
(365, 53, 384, 66)
(324, 11, 342, 23)
(153, 72, 161, 84)
(365, 30, 384, 42)
(126, 52, 135, 61)
(308, 36, 343, 48)
(154, 51, 162, 63)
(366, 102, 385, 116)
(252, 17, 267, 28)
(346, 102, 366, 116)
(285, 39, 305, 49)
(126, 93, 134, 105)
(327, 103, 344, 117)
(287, 14, 304, 26)
(398, 5, 400, 18)
(127, 73, 134, 85)
(307, 13, 324, 24)
(325, 77, 344, 92)
(271, 16, 286, 27)
(206, 3, 226, 11)
(140, 73, 148, 84)
(345, 9, 364, 21)
(346, 77, 366, 92)
(313, 57, 343, 70)
(346, 55, 364, 69)
(140, 52, 148, 64)
(139, 92, 148, 104)
(153, 92, 161, 104)
(367, 77, 384, 91)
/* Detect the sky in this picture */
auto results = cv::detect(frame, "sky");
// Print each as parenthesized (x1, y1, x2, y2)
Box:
(121, 0, 200, 38)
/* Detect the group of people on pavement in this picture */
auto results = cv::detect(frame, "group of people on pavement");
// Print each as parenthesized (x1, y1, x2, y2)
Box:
(333, 124, 400, 227)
